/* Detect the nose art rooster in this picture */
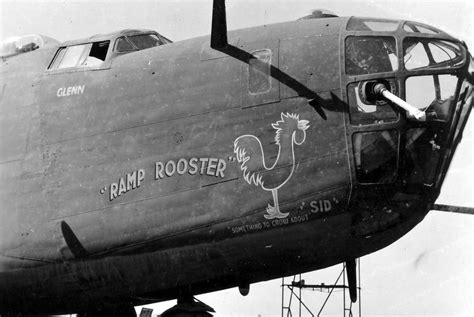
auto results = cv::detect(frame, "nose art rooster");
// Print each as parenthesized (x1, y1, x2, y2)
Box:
(234, 113, 310, 219)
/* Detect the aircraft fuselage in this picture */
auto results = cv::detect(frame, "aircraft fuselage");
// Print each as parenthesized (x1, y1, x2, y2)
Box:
(0, 16, 471, 314)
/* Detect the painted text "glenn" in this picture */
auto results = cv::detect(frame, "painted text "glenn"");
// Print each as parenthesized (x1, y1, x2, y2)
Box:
(57, 85, 85, 97)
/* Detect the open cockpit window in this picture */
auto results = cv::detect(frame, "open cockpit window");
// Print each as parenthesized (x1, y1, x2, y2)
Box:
(49, 40, 110, 69)
(345, 36, 398, 75)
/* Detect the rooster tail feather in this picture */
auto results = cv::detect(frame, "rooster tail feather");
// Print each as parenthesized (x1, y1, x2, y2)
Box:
(233, 136, 265, 187)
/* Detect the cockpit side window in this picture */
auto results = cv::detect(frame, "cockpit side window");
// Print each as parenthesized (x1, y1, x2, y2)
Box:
(49, 40, 110, 69)
(345, 36, 398, 75)
(53, 44, 90, 69)
(85, 41, 109, 66)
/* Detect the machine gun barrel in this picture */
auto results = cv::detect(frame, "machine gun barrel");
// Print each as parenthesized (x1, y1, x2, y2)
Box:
(374, 83, 426, 121)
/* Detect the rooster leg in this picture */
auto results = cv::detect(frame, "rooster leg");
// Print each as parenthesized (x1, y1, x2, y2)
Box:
(264, 189, 289, 219)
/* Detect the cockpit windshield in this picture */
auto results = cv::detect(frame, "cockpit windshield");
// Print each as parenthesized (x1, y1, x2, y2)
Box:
(129, 34, 161, 49)
(114, 33, 171, 53)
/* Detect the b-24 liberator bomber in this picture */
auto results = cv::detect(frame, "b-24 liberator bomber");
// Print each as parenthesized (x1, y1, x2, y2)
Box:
(0, 1, 472, 316)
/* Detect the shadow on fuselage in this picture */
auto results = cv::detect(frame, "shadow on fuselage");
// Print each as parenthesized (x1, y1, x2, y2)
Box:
(215, 44, 347, 120)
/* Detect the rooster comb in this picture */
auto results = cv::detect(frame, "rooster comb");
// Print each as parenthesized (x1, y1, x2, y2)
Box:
(271, 113, 309, 131)
(272, 113, 310, 144)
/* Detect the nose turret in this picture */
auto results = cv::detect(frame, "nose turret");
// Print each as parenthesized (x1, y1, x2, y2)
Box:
(340, 17, 472, 237)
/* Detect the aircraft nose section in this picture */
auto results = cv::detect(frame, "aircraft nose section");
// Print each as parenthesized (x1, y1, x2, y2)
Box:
(341, 17, 473, 228)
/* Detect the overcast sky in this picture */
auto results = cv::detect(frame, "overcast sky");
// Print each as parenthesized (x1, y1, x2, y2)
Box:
(1, 1, 473, 316)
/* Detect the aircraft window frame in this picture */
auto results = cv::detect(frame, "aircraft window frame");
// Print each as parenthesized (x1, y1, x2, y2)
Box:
(347, 79, 399, 125)
(405, 74, 458, 121)
(54, 44, 90, 69)
(403, 38, 464, 71)
(49, 46, 67, 68)
(403, 22, 439, 34)
(158, 34, 172, 45)
(114, 33, 169, 54)
(353, 129, 399, 184)
(248, 49, 272, 95)
(128, 33, 163, 50)
(48, 40, 110, 70)
(405, 127, 442, 185)
(345, 36, 398, 76)
(346, 17, 399, 32)
(114, 36, 137, 53)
